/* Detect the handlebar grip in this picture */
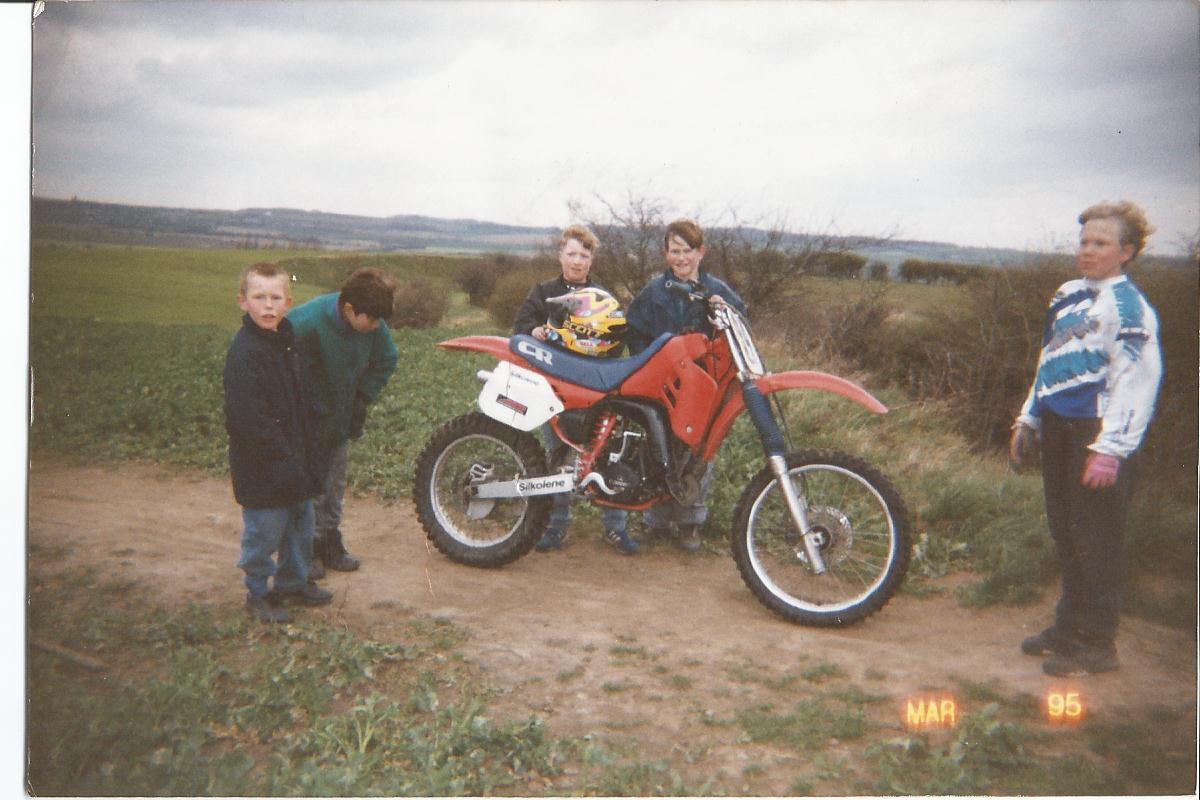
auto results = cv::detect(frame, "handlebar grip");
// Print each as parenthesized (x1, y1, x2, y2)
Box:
(664, 279, 710, 298)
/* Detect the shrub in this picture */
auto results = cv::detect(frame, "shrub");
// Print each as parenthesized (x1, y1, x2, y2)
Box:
(898, 259, 979, 285)
(486, 265, 556, 328)
(812, 251, 867, 279)
(852, 259, 1196, 490)
(883, 264, 1068, 450)
(867, 261, 890, 281)
(390, 276, 449, 329)
(1125, 262, 1199, 491)
(757, 283, 895, 367)
(457, 253, 522, 307)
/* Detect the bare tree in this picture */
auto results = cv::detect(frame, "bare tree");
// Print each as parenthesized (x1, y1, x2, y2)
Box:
(567, 192, 669, 302)
(569, 191, 896, 313)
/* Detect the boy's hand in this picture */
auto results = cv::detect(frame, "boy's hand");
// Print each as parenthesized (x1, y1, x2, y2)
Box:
(1009, 422, 1038, 467)
(1081, 452, 1120, 489)
(349, 393, 369, 439)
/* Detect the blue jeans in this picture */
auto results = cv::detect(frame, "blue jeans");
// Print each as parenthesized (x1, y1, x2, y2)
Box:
(542, 421, 627, 535)
(549, 492, 628, 534)
(643, 462, 714, 529)
(238, 501, 314, 599)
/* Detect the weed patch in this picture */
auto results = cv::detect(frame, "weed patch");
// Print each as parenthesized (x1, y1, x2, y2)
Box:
(737, 697, 872, 749)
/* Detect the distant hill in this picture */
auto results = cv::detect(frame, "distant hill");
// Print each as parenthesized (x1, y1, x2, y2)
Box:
(31, 196, 1191, 272)
(31, 197, 557, 254)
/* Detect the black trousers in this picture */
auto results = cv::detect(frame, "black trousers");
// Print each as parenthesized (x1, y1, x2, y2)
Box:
(1040, 411, 1134, 646)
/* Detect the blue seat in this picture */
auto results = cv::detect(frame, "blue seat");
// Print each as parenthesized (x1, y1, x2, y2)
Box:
(508, 333, 674, 393)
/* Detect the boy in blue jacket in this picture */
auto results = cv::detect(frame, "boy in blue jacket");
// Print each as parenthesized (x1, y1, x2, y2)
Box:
(224, 262, 332, 623)
(626, 219, 747, 552)
(288, 267, 399, 575)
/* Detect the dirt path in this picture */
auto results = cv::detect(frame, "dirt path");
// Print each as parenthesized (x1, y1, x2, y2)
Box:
(27, 454, 1197, 787)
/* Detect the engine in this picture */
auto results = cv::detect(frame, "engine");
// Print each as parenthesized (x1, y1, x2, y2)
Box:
(582, 414, 662, 505)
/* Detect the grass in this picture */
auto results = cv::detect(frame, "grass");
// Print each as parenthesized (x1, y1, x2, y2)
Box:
(29, 240, 1197, 624)
(31, 565, 736, 796)
(34, 569, 1185, 797)
(24, 240, 1200, 794)
(28, 241, 1200, 628)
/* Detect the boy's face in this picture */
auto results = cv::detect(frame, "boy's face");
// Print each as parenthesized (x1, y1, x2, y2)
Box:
(343, 303, 381, 333)
(1076, 218, 1133, 281)
(665, 234, 705, 283)
(239, 273, 292, 331)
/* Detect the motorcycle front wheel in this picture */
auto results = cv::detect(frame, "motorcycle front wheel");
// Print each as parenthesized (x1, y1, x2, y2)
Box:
(414, 412, 551, 567)
(731, 449, 910, 626)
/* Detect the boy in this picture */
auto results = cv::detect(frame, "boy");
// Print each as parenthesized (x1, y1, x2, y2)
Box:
(1010, 201, 1162, 676)
(626, 219, 747, 552)
(224, 262, 332, 623)
(288, 267, 399, 575)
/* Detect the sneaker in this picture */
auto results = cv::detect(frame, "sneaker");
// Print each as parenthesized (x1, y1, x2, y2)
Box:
(1042, 643, 1119, 676)
(604, 528, 639, 555)
(271, 582, 334, 607)
(678, 525, 702, 553)
(535, 527, 568, 552)
(1021, 627, 1074, 657)
(246, 594, 292, 624)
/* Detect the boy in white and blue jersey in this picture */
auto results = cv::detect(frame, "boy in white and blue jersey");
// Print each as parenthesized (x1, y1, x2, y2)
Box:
(1010, 201, 1162, 678)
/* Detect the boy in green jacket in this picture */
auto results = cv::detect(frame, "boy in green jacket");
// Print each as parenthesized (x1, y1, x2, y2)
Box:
(288, 267, 399, 575)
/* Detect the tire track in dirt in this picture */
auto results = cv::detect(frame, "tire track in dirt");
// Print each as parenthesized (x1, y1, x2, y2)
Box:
(27, 454, 1198, 781)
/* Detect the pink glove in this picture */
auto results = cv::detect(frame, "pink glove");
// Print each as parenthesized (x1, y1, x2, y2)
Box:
(1081, 452, 1121, 489)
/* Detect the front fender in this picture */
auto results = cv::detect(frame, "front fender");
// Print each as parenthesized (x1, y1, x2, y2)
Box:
(758, 371, 888, 414)
(700, 370, 888, 461)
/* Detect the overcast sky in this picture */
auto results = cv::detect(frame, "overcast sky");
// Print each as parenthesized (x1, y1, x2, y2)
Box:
(28, 0, 1200, 254)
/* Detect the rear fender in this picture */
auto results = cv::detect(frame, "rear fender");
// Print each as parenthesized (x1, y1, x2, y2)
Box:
(438, 335, 605, 411)
(700, 371, 888, 461)
(438, 335, 520, 363)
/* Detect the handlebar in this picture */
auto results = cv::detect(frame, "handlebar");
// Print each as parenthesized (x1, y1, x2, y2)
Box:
(663, 278, 712, 302)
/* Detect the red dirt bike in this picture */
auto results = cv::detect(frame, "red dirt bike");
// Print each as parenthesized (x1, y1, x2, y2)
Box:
(414, 280, 910, 626)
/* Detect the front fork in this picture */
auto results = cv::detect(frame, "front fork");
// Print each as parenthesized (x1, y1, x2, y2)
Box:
(742, 383, 827, 574)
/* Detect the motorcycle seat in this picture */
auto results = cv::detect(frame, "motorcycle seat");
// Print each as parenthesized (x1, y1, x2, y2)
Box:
(508, 332, 674, 393)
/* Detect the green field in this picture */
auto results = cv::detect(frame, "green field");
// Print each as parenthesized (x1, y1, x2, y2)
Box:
(27, 241, 1197, 796)
(29, 240, 1197, 610)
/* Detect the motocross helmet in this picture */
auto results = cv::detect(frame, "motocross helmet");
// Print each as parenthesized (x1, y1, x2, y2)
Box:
(545, 287, 627, 356)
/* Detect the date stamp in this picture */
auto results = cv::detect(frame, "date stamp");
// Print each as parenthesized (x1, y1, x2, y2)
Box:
(904, 697, 958, 730)
(1046, 690, 1085, 724)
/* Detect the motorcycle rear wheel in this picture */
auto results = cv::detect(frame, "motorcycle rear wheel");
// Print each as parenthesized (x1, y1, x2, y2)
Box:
(731, 449, 910, 626)
(414, 412, 551, 567)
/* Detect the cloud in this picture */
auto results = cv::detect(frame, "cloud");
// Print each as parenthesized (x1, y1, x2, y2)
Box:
(30, 0, 1200, 253)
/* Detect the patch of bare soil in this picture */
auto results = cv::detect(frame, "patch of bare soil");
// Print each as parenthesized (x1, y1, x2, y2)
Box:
(27, 455, 1198, 793)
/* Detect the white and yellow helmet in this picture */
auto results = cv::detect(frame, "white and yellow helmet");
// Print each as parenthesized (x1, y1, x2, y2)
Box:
(546, 287, 627, 356)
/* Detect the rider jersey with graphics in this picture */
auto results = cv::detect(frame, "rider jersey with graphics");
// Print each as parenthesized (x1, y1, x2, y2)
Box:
(1017, 274, 1161, 459)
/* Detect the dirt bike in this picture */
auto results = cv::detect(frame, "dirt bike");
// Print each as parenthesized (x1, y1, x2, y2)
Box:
(413, 280, 910, 626)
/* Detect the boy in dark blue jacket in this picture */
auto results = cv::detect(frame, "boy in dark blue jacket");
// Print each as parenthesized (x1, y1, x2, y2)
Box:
(224, 262, 331, 623)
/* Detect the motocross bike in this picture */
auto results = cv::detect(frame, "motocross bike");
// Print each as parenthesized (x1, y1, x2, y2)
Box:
(413, 280, 910, 626)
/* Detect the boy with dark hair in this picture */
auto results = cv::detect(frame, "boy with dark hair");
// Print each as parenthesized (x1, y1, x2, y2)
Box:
(224, 262, 331, 623)
(288, 267, 399, 575)
(626, 219, 747, 552)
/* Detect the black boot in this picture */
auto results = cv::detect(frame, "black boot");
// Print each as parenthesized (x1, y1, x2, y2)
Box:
(324, 528, 360, 572)
(309, 535, 327, 580)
